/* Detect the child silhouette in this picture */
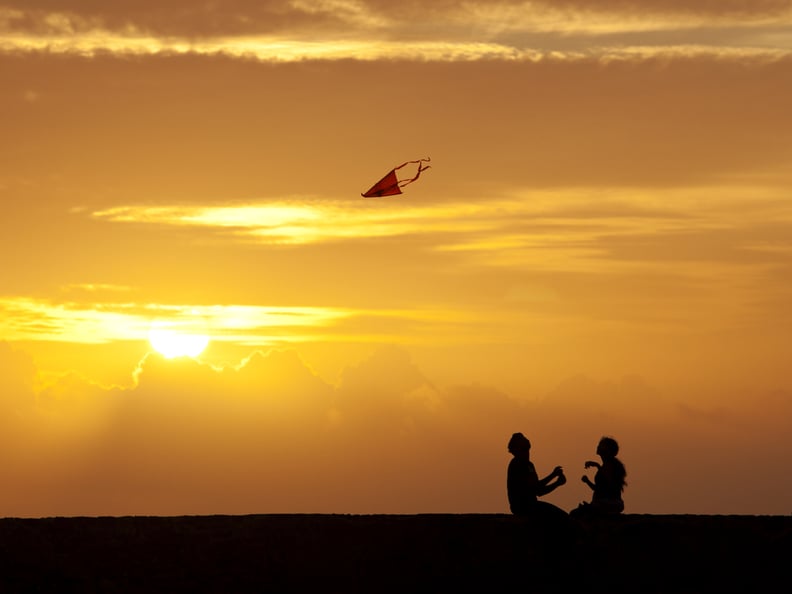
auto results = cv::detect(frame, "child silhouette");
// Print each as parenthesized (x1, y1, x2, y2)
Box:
(571, 436, 627, 517)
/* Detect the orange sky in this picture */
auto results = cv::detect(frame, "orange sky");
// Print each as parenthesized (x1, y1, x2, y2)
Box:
(2, 1, 792, 517)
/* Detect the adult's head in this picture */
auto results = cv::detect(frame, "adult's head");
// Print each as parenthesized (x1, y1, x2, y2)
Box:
(508, 432, 531, 455)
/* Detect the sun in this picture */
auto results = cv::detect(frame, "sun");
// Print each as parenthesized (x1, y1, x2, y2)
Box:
(148, 327, 210, 358)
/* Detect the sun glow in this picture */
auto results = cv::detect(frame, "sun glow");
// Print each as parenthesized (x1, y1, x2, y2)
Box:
(148, 327, 210, 359)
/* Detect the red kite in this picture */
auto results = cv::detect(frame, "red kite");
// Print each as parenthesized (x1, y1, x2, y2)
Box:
(361, 158, 431, 198)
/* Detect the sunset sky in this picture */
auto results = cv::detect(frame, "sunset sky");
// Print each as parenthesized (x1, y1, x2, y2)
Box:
(2, 1, 792, 517)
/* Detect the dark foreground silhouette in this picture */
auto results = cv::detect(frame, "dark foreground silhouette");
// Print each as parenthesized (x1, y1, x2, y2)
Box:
(1, 514, 790, 593)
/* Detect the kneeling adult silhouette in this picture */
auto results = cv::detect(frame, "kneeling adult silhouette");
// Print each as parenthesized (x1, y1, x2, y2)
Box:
(506, 432, 568, 521)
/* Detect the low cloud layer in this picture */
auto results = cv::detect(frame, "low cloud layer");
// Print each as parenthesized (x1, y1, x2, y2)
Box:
(1, 341, 791, 517)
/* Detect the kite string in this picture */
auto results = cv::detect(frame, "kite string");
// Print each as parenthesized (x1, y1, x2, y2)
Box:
(393, 157, 431, 171)
(396, 158, 431, 188)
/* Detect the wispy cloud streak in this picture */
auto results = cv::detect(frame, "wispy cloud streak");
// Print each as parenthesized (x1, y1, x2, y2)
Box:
(0, 298, 346, 344)
(0, 297, 474, 345)
(92, 201, 503, 244)
(1, 32, 790, 61)
(1, 1, 791, 60)
(91, 187, 792, 256)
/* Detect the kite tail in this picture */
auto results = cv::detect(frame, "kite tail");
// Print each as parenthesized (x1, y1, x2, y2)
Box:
(397, 157, 431, 189)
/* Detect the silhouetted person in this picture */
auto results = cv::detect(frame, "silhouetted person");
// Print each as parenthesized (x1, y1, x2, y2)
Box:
(506, 432, 568, 519)
(571, 436, 627, 517)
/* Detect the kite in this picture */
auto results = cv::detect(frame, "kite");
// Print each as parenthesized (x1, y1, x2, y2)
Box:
(361, 157, 431, 198)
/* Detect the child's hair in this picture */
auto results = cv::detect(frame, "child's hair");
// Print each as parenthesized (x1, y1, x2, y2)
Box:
(599, 436, 619, 458)
(600, 436, 627, 490)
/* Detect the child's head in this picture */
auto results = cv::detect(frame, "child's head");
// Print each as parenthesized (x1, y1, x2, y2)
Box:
(597, 436, 619, 458)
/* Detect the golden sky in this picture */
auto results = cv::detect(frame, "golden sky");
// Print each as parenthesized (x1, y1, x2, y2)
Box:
(2, 0, 792, 516)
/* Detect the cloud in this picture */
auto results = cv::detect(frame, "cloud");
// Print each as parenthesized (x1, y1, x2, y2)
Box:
(1, 341, 792, 515)
(0, 297, 353, 344)
(0, 343, 526, 514)
(0, 341, 37, 416)
(337, 343, 429, 398)
(75, 186, 792, 344)
(2, 1, 791, 60)
(0, 296, 481, 347)
(3, 1, 791, 37)
(528, 0, 792, 18)
(542, 373, 666, 414)
(90, 201, 505, 245)
(0, 2, 322, 37)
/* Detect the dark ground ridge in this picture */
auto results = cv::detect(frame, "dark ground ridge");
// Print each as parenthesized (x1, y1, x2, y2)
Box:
(1, 513, 790, 593)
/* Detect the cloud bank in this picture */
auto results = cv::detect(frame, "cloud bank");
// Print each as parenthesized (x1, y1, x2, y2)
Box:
(1, 0, 791, 60)
(1, 341, 791, 517)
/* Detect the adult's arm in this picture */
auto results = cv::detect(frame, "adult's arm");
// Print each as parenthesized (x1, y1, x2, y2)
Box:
(537, 467, 565, 496)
